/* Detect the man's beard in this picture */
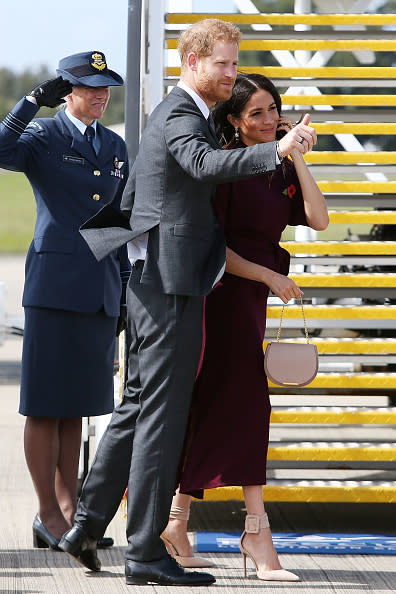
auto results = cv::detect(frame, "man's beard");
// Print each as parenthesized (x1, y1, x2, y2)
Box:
(196, 72, 233, 104)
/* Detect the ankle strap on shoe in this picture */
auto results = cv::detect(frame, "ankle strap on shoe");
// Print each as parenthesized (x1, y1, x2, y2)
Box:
(169, 504, 190, 521)
(245, 513, 270, 533)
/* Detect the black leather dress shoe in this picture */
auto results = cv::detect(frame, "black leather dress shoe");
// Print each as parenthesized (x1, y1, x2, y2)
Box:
(58, 525, 101, 571)
(125, 556, 215, 586)
(32, 515, 61, 551)
(97, 536, 114, 549)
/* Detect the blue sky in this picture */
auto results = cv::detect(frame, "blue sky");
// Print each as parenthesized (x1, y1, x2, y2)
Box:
(0, 0, 235, 77)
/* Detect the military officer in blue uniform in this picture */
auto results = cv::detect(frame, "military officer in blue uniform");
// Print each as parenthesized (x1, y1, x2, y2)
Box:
(0, 51, 129, 558)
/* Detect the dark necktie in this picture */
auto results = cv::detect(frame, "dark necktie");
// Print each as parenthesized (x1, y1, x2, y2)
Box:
(84, 125, 95, 146)
(207, 114, 216, 137)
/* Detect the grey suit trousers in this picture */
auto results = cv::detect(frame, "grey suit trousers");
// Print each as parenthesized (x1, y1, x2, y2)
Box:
(74, 261, 204, 561)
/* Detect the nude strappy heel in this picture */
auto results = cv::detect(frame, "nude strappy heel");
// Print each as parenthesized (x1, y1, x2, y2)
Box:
(161, 504, 215, 568)
(239, 513, 299, 582)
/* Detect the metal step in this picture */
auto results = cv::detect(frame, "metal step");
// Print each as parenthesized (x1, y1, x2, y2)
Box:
(270, 407, 396, 424)
(267, 443, 396, 462)
(167, 39, 396, 51)
(266, 305, 396, 329)
(165, 13, 396, 27)
(267, 305, 396, 320)
(282, 241, 396, 256)
(201, 483, 396, 503)
(328, 210, 396, 224)
(287, 273, 396, 299)
(289, 272, 396, 288)
(268, 372, 396, 390)
(166, 65, 396, 81)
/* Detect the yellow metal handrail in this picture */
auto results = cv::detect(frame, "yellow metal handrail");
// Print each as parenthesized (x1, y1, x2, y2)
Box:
(266, 305, 396, 320)
(166, 66, 396, 78)
(289, 273, 396, 287)
(281, 242, 396, 255)
(282, 94, 396, 106)
(166, 13, 396, 26)
(317, 181, 396, 193)
(305, 152, 396, 164)
(166, 39, 396, 51)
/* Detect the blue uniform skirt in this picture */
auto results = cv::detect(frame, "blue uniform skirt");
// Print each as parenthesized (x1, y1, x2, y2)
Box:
(19, 307, 117, 418)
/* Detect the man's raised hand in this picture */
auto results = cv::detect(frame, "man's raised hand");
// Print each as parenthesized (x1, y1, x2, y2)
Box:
(278, 113, 317, 156)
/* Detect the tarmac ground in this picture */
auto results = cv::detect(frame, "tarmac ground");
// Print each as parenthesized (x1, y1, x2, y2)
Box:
(1, 254, 395, 593)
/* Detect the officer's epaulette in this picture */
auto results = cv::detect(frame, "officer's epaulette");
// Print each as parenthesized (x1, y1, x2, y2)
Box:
(26, 120, 44, 133)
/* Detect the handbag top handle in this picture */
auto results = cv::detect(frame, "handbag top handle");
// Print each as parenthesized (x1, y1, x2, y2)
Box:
(276, 296, 310, 344)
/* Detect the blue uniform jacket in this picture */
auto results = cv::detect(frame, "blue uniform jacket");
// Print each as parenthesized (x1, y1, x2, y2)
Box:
(0, 98, 130, 316)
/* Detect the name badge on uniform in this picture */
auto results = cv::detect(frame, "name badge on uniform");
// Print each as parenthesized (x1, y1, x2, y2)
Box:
(111, 155, 125, 179)
(26, 121, 44, 132)
(63, 155, 85, 165)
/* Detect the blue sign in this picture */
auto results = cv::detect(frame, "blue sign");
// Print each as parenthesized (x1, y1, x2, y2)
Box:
(196, 532, 396, 555)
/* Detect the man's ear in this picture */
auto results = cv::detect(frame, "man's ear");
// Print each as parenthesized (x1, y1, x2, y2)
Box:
(187, 52, 198, 71)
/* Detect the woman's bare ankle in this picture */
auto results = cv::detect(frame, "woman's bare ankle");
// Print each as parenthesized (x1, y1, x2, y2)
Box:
(243, 530, 282, 572)
(162, 518, 193, 557)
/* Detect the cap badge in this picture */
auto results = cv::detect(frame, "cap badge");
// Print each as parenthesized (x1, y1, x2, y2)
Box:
(91, 53, 106, 71)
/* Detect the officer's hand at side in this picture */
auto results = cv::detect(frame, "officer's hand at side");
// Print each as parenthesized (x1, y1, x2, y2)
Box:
(116, 305, 127, 337)
(29, 76, 73, 108)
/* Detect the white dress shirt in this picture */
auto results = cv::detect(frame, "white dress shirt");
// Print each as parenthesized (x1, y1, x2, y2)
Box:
(64, 109, 100, 154)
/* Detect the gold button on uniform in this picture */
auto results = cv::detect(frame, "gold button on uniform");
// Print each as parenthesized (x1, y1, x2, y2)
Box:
(92, 194, 100, 201)
(93, 170, 101, 176)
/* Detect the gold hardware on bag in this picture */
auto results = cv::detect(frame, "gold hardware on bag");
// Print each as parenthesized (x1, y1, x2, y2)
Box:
(276, 296, 309, 343)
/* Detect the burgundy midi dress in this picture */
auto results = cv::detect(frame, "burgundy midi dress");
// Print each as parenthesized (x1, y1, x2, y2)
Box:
(179, 151, 308, 498)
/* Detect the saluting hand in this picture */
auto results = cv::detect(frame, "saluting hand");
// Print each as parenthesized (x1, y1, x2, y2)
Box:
(29, 76, 73, 108)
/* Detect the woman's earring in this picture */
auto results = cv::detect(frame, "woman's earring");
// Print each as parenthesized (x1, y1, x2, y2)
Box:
(234, 127, 240, 141)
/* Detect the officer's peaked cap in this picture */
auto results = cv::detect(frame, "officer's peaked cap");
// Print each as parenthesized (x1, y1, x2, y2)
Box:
(56, 51, 123, 87)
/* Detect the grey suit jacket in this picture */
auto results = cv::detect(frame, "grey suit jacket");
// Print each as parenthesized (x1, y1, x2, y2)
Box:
(81, 86, 279, 296)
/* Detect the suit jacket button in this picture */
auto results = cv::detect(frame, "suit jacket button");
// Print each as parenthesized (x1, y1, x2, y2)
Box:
(94, 170, 101, 176)
(92, 194, 100, 201)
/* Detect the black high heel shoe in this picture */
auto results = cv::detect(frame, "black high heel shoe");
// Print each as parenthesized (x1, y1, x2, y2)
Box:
(32, 514, 61, 550)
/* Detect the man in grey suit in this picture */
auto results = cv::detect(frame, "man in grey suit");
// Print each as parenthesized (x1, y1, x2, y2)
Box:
(59, 19, 316, 586)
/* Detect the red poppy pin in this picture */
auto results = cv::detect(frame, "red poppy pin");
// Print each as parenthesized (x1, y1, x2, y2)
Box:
(282, 184, 296, 198)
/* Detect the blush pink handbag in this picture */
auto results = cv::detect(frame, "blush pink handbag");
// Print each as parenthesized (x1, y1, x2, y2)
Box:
(264, 297, 318, 387)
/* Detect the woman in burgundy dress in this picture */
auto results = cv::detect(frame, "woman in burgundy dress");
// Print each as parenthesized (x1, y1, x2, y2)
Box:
(161, 74, 329, 580)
